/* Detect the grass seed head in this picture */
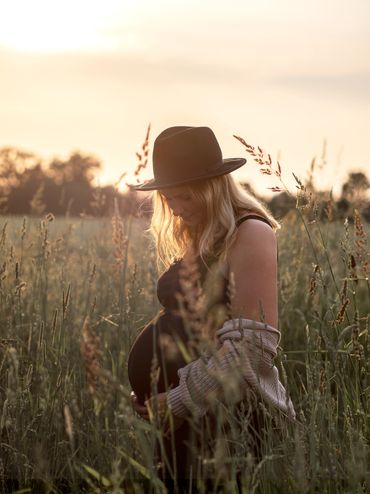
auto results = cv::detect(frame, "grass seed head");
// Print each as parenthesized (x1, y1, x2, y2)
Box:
(354, 209, 369, 276)
(80, 319, 102, 395)
(177, 248, 205, 347)
(63, 403, 74, 445)
(111, 199, 128, 268)
(335, 299, 349, 324)
(126, 123, 151, 187)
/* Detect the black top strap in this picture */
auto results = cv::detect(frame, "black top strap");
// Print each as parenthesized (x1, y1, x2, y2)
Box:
(236, 214, 272, 228)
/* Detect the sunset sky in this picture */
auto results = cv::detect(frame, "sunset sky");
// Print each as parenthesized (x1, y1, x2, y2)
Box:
(1, 0, 369, 195)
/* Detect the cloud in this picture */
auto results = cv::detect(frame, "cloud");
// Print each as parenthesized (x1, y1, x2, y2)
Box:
(0, 48, 255, 88)
(274, 72, 370, 101)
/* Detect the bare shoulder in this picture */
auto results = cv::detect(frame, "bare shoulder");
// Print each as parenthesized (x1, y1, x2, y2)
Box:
(229, 219, 277, 263)
(227, 219, 278, 325)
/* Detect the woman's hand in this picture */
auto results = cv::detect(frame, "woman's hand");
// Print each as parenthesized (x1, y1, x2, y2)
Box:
(130, 391, 184, 434)
(130, 391, 150, 420)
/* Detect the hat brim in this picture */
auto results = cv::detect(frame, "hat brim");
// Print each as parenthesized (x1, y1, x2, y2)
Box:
(131, 158, 246, 191)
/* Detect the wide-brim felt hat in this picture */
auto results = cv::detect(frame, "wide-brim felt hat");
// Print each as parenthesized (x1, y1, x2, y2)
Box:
(132, 126, 246, 191)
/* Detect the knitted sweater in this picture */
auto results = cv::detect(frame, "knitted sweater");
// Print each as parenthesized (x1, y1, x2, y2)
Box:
(167, 318, 296, 420)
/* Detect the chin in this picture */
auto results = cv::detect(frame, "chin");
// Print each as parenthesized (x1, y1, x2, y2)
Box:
(181, 214, 202, 227)
(183, 216, 195, 225)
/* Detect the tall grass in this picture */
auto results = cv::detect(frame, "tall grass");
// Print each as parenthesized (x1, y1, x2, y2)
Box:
(0, 203, 368, 492)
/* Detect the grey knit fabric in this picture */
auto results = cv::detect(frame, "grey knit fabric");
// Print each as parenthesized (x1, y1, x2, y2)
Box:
(167, 318, 296, 419)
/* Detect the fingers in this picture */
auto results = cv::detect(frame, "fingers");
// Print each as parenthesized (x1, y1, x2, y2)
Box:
(130, 391, 176, 426)
(130, 391, 138, 405)
(145, 394, 169, 423)
(130, 392, 150, 419)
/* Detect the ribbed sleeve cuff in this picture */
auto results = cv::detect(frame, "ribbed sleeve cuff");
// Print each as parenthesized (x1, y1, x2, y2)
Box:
(167, 386, 189, 417)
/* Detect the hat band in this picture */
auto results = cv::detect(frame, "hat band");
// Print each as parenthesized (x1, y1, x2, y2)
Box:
(154, 159, 225, 184)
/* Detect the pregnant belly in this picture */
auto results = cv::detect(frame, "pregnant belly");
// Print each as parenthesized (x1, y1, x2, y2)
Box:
(127, 311, 189, 405)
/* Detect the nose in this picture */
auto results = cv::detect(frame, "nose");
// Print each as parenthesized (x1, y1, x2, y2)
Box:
(167, 199, 183, 217)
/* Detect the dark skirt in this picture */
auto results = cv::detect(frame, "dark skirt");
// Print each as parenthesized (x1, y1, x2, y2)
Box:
(157, 397, 275, 484)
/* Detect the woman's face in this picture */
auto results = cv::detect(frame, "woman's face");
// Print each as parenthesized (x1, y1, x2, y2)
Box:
(160, 186, 203, 226)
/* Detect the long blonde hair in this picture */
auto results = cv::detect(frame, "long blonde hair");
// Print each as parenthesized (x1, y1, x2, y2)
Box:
(150, 174, 279, 270)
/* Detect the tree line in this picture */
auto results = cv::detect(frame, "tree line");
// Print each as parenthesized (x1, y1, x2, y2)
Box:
(0, 146, 369, 221)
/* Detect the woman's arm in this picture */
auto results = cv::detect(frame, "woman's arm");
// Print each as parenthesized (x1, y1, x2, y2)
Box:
(228, 219, 278, 328)
(164, 220, 282, 418)
(165, 319, 294, 418)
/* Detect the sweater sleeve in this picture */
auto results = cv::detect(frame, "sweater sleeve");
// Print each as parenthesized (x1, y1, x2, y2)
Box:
(167, 339, 242, 417)
(166, 319, 295, 419)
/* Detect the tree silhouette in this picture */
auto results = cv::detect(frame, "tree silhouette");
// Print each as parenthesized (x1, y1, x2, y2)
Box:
(0, 148, 103, 215)
(0, 147, 41, 189)
(47, 152, 102, 215)
(1, 146, 369, 221)
(49, 152, 100, 185)
(268, 191, 296, 219)
(341, 172, 369, 204)
(0, 147, 46, 213)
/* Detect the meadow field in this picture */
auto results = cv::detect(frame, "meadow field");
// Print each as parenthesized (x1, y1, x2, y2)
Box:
(0, 204, 369, 493)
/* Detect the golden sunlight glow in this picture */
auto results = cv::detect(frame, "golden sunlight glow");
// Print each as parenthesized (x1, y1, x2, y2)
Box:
(0, 0, 368, 194)
(0, 0, 135, 52)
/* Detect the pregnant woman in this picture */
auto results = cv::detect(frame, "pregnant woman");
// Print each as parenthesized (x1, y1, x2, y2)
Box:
(127, 126, 295, 488)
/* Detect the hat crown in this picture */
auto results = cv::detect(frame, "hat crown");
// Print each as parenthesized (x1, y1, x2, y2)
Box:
(132, 125, 246, 190)
(153, 126, 223, 184)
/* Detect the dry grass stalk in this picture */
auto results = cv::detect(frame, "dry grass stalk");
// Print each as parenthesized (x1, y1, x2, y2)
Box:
(309, 265, 320, 297)
(62, 285, 70, 320)
(334, 278, 349, 326)
(325, 194, 334, 222)
(90, 187, 104, 214)
(111, 199, 128, 269)
(353, 209, 369, 277)
(158, 333, 181, 362)
(30, 183, 46, 215)
(149, 354, 160, 404)
(45, 212, 55, 223)
(366, 315, 370, 361)
(134, 124, 151, 177)
(89, 263, 96, 285)
(80, 319, 102, 395)
(21, 217, 27, 242)
(0, 262, 7, 286)
(39, 218, 50, 259)
(351, 310, 364, 360)
(63, 403, 74, 447)
(14, 281, 26, 296)
(156, 253, 201, 361)
(233, 135, 283, 192)
(227, 270, 236, 303)
(126, 124, 151, 188)
(349, 254, 357, 282)
(335, 299, 349, 325)
(0, 221, 7, 247)
(234, 134, 308, 200)
(176, 248, 208, 354)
